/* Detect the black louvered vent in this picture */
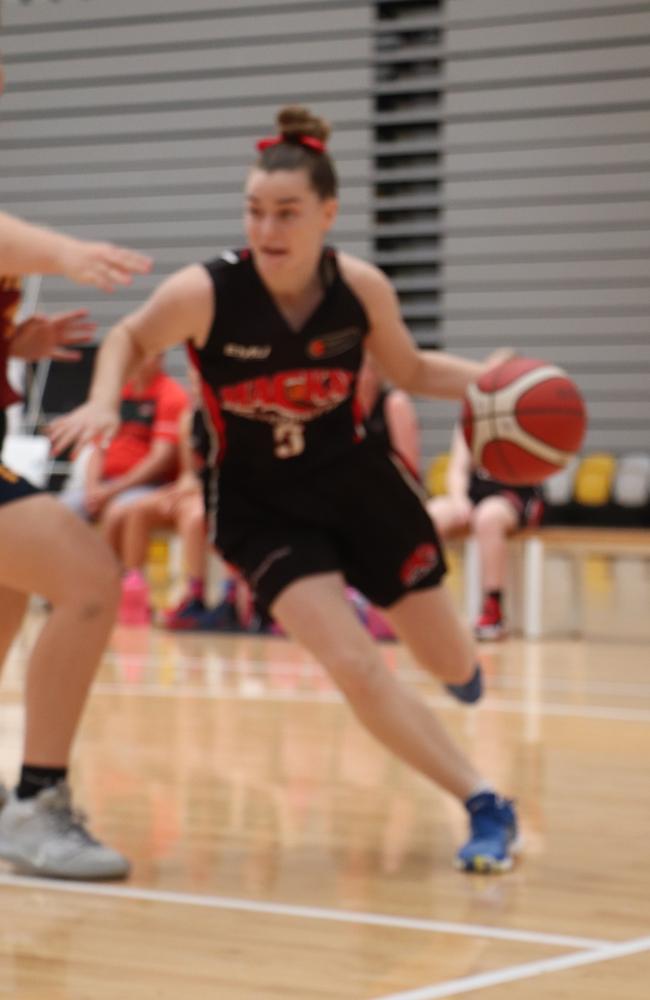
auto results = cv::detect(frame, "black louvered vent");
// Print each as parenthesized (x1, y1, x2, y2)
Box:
(373, 0, 443, 349)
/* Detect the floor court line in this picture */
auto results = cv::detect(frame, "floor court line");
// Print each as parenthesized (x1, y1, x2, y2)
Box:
(99, 650, 650, 698)
(0, 874, 609, 950)
(370, 934, 650, 1000)
(79, 683, 650, 724)
(3, 678, 650, 723)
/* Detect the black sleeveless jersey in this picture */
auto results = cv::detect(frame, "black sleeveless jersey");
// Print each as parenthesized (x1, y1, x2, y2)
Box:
(188, 248, 370, 483)
(364, 388, 392, 454)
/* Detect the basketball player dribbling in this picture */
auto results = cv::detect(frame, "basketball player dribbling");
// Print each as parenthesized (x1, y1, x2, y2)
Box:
(0, 57, 153, 878)
(51, 106, 520, 872)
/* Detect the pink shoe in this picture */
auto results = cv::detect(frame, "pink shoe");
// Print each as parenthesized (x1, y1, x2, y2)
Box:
(118, 571, 150, 627)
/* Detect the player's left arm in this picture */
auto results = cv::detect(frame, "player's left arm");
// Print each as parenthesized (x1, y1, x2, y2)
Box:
(384, 390, 421, 471)
(341, 254, 491, 399)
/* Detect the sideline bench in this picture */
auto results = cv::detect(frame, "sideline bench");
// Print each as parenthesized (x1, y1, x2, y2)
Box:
(447, 527, 650, 639)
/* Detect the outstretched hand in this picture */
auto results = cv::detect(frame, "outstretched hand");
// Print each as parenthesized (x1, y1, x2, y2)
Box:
(10, 309, 96, 362)
(61, 239, 152, 292)
(49, 400, 120, 457)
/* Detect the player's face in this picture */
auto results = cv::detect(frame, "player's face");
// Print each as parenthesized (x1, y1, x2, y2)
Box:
(244, 168, 338, 283)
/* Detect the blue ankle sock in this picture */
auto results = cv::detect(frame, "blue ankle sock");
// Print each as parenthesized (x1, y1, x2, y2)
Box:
(446, 664, 484, 705)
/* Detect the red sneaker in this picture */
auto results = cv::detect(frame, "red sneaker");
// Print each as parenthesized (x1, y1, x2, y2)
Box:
(474, 596, 505, 641)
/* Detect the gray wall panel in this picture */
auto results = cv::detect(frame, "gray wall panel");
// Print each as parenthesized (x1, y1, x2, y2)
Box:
(5, 8, 370, 55)
(1, 0, 373, 405)
(445, 0, 645, 20)
(3, 99, 371, 143)
(444, 11, 650, 52)
(445, 110, 650, 147)
(445, 46, 650, 86)
(8, 37, 370, 85)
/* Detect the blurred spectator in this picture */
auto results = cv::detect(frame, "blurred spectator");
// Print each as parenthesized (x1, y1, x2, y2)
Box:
(427, 426, 543, 640)
(60, 354, 188, 551)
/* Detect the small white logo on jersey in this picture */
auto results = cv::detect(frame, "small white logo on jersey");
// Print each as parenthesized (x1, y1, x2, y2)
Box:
(224, 343, 272, 360)
(221, 250, 239, 265)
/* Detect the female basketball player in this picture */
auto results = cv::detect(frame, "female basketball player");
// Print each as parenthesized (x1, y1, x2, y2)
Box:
(0, 209, 151, 878)
(51, 106, 520, 872)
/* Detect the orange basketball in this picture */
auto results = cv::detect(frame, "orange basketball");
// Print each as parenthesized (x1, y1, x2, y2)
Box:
(462, 357, 587, 485)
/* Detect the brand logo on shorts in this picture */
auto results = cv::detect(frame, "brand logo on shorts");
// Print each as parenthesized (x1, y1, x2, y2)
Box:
(307, 326, 362, 360)
(400, 544, 438, 587)
(224, 343, 272, 361)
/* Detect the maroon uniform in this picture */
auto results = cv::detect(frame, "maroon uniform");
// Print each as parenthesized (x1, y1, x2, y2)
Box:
(0, 276, 40, 506)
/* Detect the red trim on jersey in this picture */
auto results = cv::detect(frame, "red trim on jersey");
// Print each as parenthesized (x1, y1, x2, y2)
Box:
(393, 448, 420, 483)
(187, 342, 227, 464)
(351, 394, 365, 443)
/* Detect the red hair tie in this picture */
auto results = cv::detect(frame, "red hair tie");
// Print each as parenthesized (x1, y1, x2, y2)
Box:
(256, 134, 326, 154)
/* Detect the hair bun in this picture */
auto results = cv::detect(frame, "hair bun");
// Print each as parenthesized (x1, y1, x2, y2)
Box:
(276, 105, 331, 144)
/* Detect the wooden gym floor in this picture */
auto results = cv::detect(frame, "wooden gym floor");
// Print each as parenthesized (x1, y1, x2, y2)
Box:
(0, 552, 649, 999)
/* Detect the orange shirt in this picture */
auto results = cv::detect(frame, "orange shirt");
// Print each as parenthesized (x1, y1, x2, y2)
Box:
(101, 373, 189, 481)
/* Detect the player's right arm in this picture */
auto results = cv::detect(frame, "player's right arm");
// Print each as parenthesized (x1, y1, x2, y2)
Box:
(49, 264, 213, 455)
(0, 210, 151, 291)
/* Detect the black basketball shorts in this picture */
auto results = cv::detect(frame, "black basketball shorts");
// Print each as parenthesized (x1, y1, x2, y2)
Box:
(468, 474, 543, 529)
(214, 441, 447, 611)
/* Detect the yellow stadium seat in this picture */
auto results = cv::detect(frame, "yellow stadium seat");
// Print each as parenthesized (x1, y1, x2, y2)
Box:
(426, 452, 450, 497)
(574, 453, 616, 506)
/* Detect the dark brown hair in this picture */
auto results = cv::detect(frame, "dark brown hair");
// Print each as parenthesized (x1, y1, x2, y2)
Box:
(256, 105, 338, 199)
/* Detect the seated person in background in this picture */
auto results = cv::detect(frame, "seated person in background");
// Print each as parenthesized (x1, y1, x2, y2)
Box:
(60, 354, 188, 556)
(353, 354, 422, 640)
(115, 405, 208, 626)
(115, 374, 246, 632)
(427, 426, 543, 640)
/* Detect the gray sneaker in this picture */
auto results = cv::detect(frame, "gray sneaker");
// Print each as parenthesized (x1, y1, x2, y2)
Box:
(0, 782, 130, 880)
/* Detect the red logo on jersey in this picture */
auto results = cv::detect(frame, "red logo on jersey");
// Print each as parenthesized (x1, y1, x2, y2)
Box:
(307, 326, 362, 360)
(220, 368, 354, 422)
(400, 544, 438, 587)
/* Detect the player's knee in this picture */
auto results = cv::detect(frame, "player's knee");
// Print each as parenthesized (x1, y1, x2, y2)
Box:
(473, 506, 505, 536)
(60, 547, 121, 619)
(328, 648, 384, 703)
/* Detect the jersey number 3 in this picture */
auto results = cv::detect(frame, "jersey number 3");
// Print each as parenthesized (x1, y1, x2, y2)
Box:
(273, 420, 305, 459)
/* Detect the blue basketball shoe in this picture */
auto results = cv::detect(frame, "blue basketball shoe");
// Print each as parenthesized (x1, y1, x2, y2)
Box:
(455, 791, 520, 873)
